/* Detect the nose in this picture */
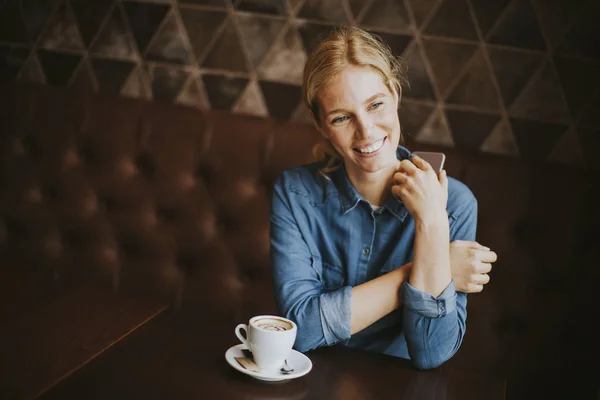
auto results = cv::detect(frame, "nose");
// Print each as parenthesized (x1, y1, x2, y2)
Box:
(354, 113, 374, 139)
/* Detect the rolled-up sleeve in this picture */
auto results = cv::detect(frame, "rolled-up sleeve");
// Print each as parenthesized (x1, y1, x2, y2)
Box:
(402, 196, 477, 369)
(402, 279, 457, 318)
(270, 175, 351, 352)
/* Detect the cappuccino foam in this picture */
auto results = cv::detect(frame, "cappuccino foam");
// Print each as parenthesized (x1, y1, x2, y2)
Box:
(254, 318, 292, 332)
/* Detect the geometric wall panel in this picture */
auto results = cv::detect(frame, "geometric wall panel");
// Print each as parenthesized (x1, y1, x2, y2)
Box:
(446, 49, 501, 111)
(445, 109, 501, 152)
(91, 58, 136, 95)
(0, 46, 31, 80)
(423, 0, 478, 40)
(487, 0, 546, 51)
(487, 46, 544, 107)
(0, 0, 597, 168)
(511, 118, 567, 162)
(508, 60, 570, 124)
(360, 0, 412, 34)
(37, 49, 81, 86)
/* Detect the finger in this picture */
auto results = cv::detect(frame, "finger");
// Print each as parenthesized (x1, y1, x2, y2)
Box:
(450, 240, 472, 247)
(469, 284, 483, 293)
(393, 172, 409, 185)
(411, 154, 432, 172)
(481, 250, 497, 263)
(399, 159, 418, 175)
(439, 169, 448, 192)
(473, 242, 491, 251)
(474, 261, 493, 274)
(467, 283, 484, 293)
(455, 240, 490, 251)
(391, 184, 408, 198)
(472, 273, 490, 285)
(471, 249, 498, 263)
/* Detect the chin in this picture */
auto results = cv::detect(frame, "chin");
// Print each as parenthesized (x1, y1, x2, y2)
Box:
(356, 156, 396, 174)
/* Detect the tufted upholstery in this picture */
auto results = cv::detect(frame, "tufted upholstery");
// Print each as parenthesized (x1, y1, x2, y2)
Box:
(1, 82, 598, 399)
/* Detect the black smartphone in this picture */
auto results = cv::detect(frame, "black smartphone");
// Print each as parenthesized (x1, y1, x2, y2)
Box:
(411, 151, 446, 173)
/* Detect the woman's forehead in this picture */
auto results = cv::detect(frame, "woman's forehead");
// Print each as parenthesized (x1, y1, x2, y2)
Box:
(318, 66, 391, 108)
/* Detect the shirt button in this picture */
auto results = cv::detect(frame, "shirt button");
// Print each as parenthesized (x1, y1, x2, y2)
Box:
(362, 248, 370, 255)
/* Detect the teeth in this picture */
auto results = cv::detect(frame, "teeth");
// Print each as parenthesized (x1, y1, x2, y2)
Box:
(357, 138, 384, 154)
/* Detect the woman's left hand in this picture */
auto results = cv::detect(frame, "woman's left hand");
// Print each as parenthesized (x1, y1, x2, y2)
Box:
(450, 240, 498, 293)
(392, 155, 448, 225)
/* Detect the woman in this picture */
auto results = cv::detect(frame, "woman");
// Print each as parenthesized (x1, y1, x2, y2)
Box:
(270, 26, 497, 369)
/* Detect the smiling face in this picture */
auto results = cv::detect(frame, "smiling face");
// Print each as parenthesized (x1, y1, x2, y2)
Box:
(315, 65, 401, 183)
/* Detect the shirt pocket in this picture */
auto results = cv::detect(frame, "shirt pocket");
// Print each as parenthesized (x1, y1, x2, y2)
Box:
(310, 256, 346, 291)
(321, 261, 345, 291)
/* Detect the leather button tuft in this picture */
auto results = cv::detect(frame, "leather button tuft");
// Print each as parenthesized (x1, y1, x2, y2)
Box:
(12, 137, 25, 156)
(22, 135, 39, 156)
(117, 158, 137, 178)
(134, 153, 156, 180)
(63, 149, 80, 169)
(176, 254, 197, 270)
(177, 173, 196, 192)
(62, 228, 83, 248)
(200, 214, 217, 239)
(3, 218, 22, 235)
(24, 186, 43, 204)
(78, 143, 96, 163)
(144, 209, 158, 228)
(120, 239, 141, 257)
(194, 164, 211, 184)
(100, 246, 118, 264)
(98, 195, 116, 212)
(83, 192, 98, 216)
(234, 179, 258, 200)
(156, 205, 178, 222)
(44, 186, 59, 202)
(44, 235, 63, 258)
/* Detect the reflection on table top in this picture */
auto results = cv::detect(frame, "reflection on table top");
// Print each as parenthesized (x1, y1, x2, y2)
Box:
(38, 311, 506, 400)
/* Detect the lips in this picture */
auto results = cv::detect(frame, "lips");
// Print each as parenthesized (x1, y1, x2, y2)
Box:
(354, 137, 386, 154)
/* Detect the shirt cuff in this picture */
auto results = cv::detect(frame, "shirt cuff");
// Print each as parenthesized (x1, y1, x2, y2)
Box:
(319, 285, 352, 345)
(402, 280, 457, 318)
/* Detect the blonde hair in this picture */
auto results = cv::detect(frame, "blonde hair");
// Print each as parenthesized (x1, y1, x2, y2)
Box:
(303, 26, 408, 178)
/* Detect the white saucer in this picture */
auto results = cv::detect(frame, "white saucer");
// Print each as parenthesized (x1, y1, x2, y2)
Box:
(225, 344, 313, 382)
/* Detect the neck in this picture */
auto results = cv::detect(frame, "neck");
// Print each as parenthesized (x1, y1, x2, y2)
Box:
(346, 164, 397, 207)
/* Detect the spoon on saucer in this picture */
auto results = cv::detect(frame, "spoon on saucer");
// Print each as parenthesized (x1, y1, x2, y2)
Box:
(241, 349, 294, 374)
(281, 359, 294, 374)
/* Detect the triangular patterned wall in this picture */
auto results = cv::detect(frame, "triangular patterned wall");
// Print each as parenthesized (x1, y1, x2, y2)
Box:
(1, 0, 599, 168)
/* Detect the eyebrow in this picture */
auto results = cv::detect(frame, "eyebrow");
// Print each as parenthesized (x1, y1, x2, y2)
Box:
(324, 93, 387, 119)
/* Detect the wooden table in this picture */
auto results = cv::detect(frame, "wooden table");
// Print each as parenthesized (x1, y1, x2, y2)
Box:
(39, 312, 506, 400)
(0, 280, 167, 400)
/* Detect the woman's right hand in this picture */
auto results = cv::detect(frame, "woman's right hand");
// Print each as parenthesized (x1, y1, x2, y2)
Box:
(450, 240, 497, 293)
(392, 155, 448, 226)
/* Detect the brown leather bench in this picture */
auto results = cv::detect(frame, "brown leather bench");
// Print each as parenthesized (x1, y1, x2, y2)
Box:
(1, 82, 598, 399)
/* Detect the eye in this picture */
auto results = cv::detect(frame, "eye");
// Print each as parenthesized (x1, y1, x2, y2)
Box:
(369, 102, 383, 110)
(331, 115, 349, 125)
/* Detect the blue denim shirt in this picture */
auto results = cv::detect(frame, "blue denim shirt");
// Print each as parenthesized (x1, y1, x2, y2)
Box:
(270, 146, 478, 369)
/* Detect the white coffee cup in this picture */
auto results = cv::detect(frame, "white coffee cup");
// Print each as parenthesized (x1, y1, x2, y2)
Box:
(235, 315, 297, 371)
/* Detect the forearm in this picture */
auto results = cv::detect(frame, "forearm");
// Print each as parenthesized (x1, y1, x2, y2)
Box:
(350, 263, 411, 334)
(403, 288, 467, 369)
(410, 214, 452, 297)
(282, 289, 351, 352)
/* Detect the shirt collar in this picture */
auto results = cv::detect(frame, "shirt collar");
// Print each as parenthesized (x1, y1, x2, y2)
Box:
(330, 145, 412, 221)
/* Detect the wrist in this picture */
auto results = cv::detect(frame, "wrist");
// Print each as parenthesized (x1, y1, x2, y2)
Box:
(415, 212, 448, 229)
(393, 263, 411, 286)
